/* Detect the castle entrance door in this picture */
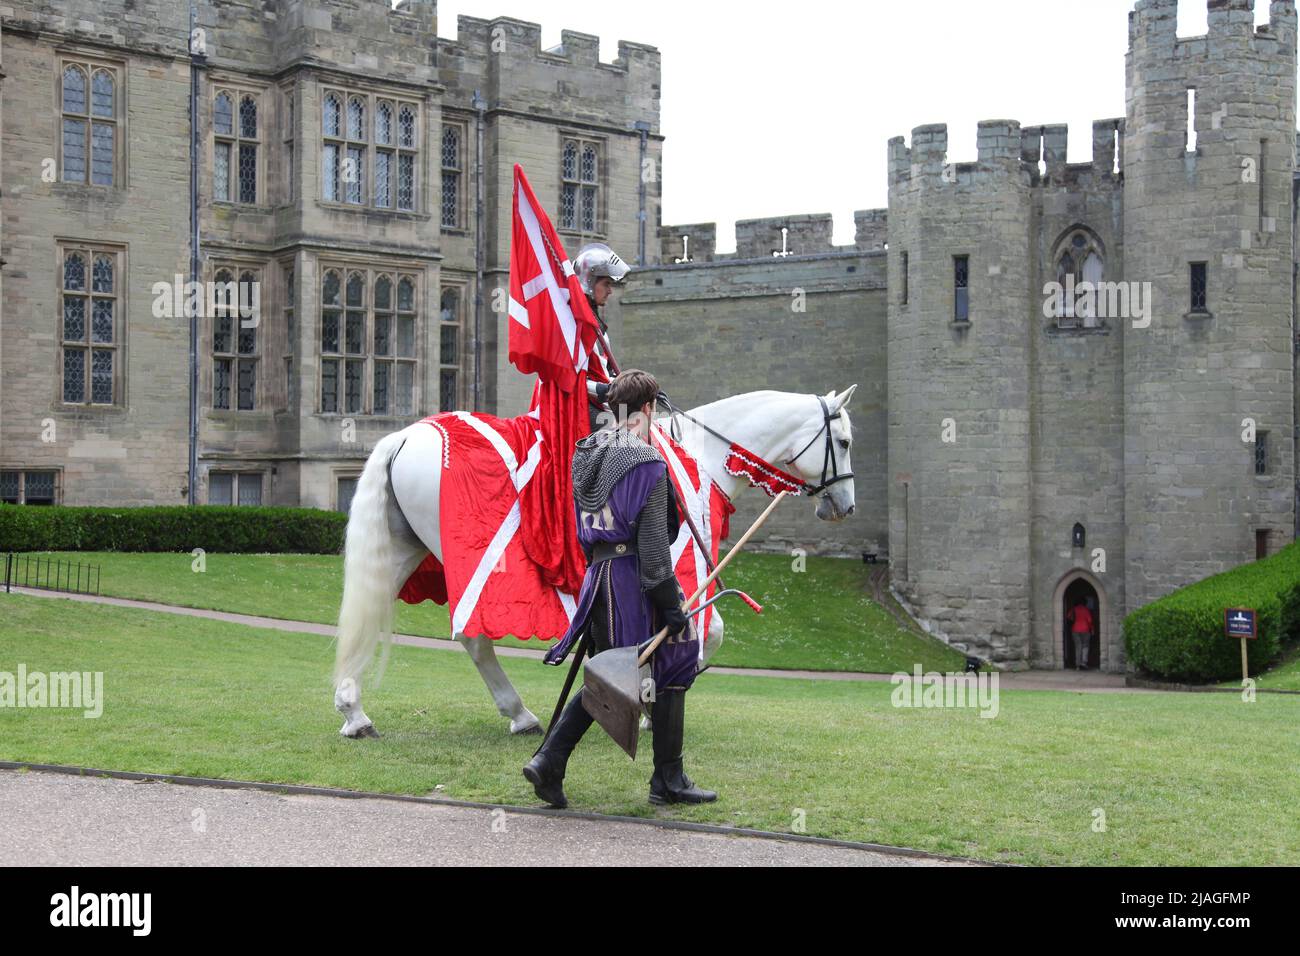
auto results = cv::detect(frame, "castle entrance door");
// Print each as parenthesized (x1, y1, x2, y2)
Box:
(1062, 578, 1100, 670)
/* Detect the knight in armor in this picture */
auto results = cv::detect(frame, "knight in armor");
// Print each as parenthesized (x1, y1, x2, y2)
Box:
(524, 369, 717, 809)
(573, 243, 629, 431)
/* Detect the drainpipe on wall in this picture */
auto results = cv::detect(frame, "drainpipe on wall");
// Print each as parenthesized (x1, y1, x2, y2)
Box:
(633, 120, 651, 266)
(187, 3, 204, 504)
(472, 90, 487, 413)
(1294, 174, 1300, 541)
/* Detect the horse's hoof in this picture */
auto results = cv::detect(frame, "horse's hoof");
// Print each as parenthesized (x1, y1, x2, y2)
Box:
(516, 723, 544, 736)
(342, 723, 380, 739)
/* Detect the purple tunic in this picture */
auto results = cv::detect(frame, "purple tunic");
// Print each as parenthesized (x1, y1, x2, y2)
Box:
(544, 460, 699, 691)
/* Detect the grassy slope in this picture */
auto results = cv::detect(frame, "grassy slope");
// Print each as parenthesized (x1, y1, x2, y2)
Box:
(27, 551, 965, 674)
(2, 594, 1297, 866)
(1220, 642, 1300, 692)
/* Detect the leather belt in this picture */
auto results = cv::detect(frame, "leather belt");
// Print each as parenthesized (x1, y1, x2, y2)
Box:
(590, 539, 634, 564)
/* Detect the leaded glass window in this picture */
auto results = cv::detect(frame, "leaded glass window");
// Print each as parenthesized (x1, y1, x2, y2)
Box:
(1051, 229, 1106, 328)
(215, 92, 234, 135)
(61, 63, 117, 185)
(1190, 262, 1208, 313)
(211, 266, 261, 410)
(214, 88, 259, 203)
(60, 246, 119, 405)
(347, 97, 365, 141)
(441, 125, 461, 228)
(437, 287, 461, 411)
(954, 255, 970, 323)
(321, 268, 418, 415)
(323, 93, 342, 138)
(283, 85, 296, 204)
(560, 136, 601, 233)
(209, 472, 262, 506)
(0, 471, 59, 506)
(283, 262, 296, 408)
(398, 154, 415, 211)
(323, 91, 418, 211)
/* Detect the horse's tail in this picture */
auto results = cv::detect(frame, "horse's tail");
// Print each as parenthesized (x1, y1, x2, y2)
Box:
(334, 429, 408, 691)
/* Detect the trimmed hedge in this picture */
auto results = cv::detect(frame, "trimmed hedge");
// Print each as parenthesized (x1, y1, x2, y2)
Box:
(0, 505, 346, 554)
(1124, 541, 1300, 683)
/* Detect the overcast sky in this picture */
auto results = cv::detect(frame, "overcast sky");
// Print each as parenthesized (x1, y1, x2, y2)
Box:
(432, 0, 1279, 250)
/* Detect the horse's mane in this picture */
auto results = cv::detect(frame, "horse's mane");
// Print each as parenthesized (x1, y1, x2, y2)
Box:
(681, 389, 852, 439)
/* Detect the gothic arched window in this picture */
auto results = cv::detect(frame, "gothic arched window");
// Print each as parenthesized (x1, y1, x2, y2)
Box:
(1051, 229, 1105, 329)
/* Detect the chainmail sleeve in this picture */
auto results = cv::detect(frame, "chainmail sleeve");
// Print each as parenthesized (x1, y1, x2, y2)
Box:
(636, 473, 676, 590)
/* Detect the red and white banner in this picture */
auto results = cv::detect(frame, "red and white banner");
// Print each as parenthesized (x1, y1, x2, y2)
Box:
(395, 164, 738, 645)
(397, 165, 596, 632)
(507, 164, 602, 597)
(652, 424, 736, 648)
(507, 164, 600, 393)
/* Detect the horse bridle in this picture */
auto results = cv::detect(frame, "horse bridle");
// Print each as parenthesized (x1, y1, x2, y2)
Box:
(658, 393, 853, 498)
(783, 395, 855, 497)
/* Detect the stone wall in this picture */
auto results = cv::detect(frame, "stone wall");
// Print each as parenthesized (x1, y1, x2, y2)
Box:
(617, 242, 888, 558)
(1, 3, 193, 505)
(886, 122, 1034, 667)
(1122, 0, 1297, 613)
(1024, 123, 1127, 672)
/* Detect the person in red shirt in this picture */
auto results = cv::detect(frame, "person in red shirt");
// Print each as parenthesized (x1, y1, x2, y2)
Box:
(1066, 599, 1094, 670)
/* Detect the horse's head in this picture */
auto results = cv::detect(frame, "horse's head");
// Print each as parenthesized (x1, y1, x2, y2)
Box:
(785, 386, 857, 521)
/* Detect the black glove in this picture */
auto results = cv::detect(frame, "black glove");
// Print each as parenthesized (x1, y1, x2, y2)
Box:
(646, 577, 689, 637)
(594, 381, 610, 402)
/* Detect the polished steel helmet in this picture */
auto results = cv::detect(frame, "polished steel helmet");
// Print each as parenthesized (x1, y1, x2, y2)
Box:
(573, 243, 630, 297)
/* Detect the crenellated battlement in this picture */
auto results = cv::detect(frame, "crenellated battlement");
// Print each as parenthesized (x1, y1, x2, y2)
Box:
(1128, 0, 1297, 58)
(1, 1, 443, 73)
(448, 15, 660, 74)
(657, 209, 887, 263)
(0, 0, 191, 58)
(889, 118, 1125, 188)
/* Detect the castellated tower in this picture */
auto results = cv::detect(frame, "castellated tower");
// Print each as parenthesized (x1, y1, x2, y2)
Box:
(1123, 0, 1297, 614)
(886, 122, 1035, 667)
(886, 0, 1299, 671)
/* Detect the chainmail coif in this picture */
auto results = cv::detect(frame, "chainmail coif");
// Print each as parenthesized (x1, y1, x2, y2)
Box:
(572, 426, 676, 589)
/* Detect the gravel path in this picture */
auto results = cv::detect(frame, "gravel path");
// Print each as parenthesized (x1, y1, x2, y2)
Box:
(0, 768, 973, 867)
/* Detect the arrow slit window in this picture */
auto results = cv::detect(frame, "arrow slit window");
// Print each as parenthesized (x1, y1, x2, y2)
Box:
(953, 255, 970, 323)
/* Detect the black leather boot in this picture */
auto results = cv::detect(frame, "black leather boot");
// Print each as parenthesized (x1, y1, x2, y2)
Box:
(522, 690, 594, 809)
(648, 688, 717, 805)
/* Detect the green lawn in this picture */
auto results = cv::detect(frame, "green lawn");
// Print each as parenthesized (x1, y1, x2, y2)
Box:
(2, 594, 1297, 866)
(27, 551, 964, 675)
(1220, 641, 1300, 692)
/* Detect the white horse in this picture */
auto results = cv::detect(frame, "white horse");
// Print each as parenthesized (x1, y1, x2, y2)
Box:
(332, 386, 858, 738)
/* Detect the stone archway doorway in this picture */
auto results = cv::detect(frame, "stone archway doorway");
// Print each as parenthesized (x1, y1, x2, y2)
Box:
(1061, 577, 1100, 670)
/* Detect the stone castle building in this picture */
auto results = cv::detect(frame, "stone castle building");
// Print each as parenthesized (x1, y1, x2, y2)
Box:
(0, 0, 660, 512)
(2, 0, 1297, 672)
(622, 0, 1300, 672)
